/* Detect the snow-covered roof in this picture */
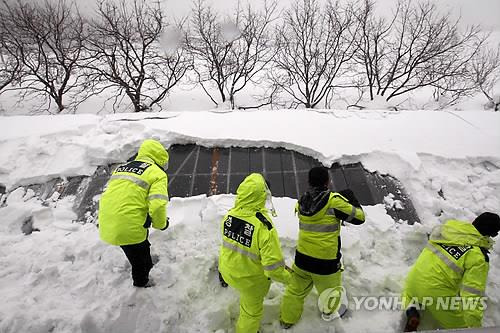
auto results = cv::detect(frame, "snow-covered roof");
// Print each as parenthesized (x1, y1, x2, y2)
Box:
(0, 109, 499, 332)
(1, 109, 499, 189)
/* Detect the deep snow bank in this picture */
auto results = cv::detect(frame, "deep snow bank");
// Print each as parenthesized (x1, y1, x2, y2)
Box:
(0, 109, 499, 332)
(0, 191, 499, 332)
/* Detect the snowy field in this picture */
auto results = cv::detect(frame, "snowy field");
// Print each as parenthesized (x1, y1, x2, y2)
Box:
(0, 109, 499, 332)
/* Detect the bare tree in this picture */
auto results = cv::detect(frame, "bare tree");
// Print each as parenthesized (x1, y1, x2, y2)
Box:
(0, 0, 88, 113)
(0, 53, 22, 95)
(355, 0, 488, 103)
(0, 28, 22, 93)
(470, 46, 500, 111)
(186, 0, 277, 109)
(352, 0, 394, 101)
(270, 0, 359, 109)
(427, 81, 474, 109)
(85, 0, 191, 113)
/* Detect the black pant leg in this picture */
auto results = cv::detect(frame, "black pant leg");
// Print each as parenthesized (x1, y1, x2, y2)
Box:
(120, 239, 153, 287)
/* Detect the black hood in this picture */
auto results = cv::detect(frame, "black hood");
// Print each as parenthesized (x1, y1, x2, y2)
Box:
(298, 187, 331, 216)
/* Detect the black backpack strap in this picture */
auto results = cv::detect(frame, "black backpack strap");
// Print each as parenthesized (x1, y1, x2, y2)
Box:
(480, 247, 490, 263)
(256, 212, 273, 230)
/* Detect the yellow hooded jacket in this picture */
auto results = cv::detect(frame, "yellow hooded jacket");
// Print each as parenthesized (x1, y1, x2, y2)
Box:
(98, 139, 169, 246)
(295, 189, 365, 275)
(404, 219, 492, 328)
(218, 173, 291, 288)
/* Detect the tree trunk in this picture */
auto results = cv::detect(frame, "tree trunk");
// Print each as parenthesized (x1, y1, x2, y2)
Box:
(56, 95, 65, 113)
(230, 94, 235, 109)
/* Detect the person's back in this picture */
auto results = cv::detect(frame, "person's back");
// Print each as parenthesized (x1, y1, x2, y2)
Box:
(99, 139, 169, 245)
(219, 173, 290, 333)
(403, 212, 500, 330)
(98, 139, 169, 287)
(295, 186, 365, 274)
(280, 166, 365, 328)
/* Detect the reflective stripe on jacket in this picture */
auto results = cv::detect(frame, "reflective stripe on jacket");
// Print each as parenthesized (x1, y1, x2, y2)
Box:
(98, 139, 169, 246)
(218, 173, 291, 288)
(404, 220, 492, 328)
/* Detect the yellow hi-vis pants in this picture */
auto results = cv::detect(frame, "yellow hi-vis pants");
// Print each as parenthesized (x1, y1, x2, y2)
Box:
(221, 271, 272, 333)
(280, 263, 342, 325)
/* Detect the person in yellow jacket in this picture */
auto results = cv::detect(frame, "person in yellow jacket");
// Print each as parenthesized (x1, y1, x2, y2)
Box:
(99, 139, 169, 288)
(280, 166, 366, 328)
(402, 212, 500, 331)
(219, 173, 291, 333)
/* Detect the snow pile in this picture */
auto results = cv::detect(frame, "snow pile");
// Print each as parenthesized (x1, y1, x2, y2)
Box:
(1, 110, 499, 189)
(0, 109, 499, 332)
(1, 192, 498, 332)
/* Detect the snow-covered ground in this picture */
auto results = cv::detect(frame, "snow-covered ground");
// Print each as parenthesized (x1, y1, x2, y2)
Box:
(0, 109, 499, 332)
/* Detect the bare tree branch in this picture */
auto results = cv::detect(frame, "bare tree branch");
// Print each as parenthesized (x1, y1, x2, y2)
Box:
(470, 45, 500, 111)
(269, 0, 359, 109)
(0, 25, 22, 93)
(354, 0, 488, 104)
(186, 0, 278, 109)
(0, 0, 89, 113)
(83, 0, 191, 113)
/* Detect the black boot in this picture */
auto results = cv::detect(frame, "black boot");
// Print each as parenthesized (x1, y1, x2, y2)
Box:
(218, 271, 228, 288)
(404, 306, 420, 332)
(280, 320, 294, 329)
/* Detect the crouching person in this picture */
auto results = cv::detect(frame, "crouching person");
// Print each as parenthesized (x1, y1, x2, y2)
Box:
(219, 173, 291, 333)
(98, 139, 170, 288)
(403, 212, 500, 331)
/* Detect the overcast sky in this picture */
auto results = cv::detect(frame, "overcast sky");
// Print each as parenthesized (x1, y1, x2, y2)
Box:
(159, 0, 500, 30)
(64, 0, 500, 31)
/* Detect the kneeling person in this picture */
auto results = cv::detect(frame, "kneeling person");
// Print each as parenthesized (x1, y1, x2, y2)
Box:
(403, 212, 500, 331)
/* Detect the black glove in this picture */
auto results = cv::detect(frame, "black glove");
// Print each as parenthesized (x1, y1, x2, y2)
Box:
(338, 189, 361, 208)
(218, 271, 228, 288)
(143, 214, 152, 228)
(160, 217, 169, 231)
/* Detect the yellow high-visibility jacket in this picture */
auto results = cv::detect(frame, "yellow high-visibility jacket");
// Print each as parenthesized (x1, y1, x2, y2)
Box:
(219, 173, 291, 289)
(295, 188, 365, 275)
(404, 219, 492, 328)
(98, 139, 169, 246)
